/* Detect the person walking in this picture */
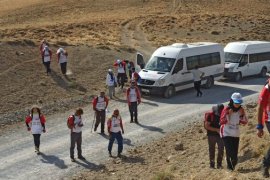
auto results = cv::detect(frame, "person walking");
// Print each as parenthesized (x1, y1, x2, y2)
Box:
(56, 47, 68, 75)
(127, 60, 134, 79)
(204, 104, 225, 169)
(106, 69, 117, 99)
(190, 65, 204, 97)
(126, 81, 141, 123)
(42, 46, 52, 75)
(39, 39, 48, 63)
(113, 59, 127, 89)
(25, 106, 46, 155)
(220, 92, 248, 171)
(257, 79, 270, 177)
(92, 91, 109, 134)
(67, 108, 86, 162)
(131, 67, 140, 85)
(107, 109, 124, 157)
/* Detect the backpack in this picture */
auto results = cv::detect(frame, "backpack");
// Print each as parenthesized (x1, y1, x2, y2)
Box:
(204, 111, 214, 129)
(67, 115, 75, 129)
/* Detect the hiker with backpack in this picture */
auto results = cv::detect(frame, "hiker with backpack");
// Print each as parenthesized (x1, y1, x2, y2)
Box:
(126, 81, 141, 123)
(39, 39, 48, 63)
(56, 47, 68, 75)
(257, 79, 270, 177)
(204, 104, 224, 169)
(92, 91, 109, 134)
(67, 108, 86, 162)
(113, 59, 127, 89)
(25, 106, 46, 155)
(42, 45, 52, 75)
(106, 69, 117, 99)
(220, 92, 248, 171)
(107, 109, 124, 157)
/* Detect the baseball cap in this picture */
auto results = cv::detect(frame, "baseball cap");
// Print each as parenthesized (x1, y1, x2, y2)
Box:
(108, 69, 112, 72)
(231, 92, 243, 104)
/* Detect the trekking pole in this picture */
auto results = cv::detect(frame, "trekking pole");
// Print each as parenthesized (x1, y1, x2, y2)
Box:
(91, 112, 96, 133)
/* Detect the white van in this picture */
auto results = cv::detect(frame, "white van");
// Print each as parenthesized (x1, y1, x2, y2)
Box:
(224, 41, 270, 81)
(135, 42, 224, 98)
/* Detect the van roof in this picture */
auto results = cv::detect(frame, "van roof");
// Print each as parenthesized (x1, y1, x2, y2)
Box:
(224, 41, 270, 54)
(153, 42, 222, 58)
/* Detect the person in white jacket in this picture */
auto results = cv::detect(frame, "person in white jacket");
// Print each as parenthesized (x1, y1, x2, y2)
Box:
(106, 69, 117, 99)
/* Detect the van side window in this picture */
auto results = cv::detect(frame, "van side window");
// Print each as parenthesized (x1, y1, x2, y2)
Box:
(186, 52, 221, 70)
(239, 54, 248, 66)
(250, 54, 257, 63)
(173, 59, 183, 73)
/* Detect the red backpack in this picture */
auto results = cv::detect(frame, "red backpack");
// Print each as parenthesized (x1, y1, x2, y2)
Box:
(204, 111, 215, 129)
(67, 115, 75, 129)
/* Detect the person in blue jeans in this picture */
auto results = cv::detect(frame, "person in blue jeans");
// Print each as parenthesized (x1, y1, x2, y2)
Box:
(107, 109, 124, 157)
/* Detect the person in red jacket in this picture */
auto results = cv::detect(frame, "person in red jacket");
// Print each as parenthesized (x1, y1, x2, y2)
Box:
(93, 91, 109, 134)
(126, 81, 141, 123)
(113, 59, 127, 89)
(107, 109, 124, 157)
(42, 46, 52, 75)
(257, 79, 270, 177)
(25, 106, 46, 155)
(39, 39, 48, 63)
(67, 108, 85, 162)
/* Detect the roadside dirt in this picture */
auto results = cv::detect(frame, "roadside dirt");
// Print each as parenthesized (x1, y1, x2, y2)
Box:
(73, 102, 270, 180)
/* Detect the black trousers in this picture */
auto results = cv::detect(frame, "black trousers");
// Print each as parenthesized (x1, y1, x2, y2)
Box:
(95, 110, 106, 133)
(208, 135, 224, 167)
(129, 102, 138, 122)
(117, 73, 126, 88)
(33, 134, 41, 148)
(60, 62, 67, 75)
(222, 136, 239, 170)
(194, 80, 202, 96)
(128, 70, 132, 79)
(263, 122, 270, 167)
(70, 132, 82, 158)
(43, 61, 51, 74)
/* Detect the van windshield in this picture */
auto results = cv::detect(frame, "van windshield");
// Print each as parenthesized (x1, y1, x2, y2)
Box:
(145, 56, 176, 72)
(225, 52, 243, 63)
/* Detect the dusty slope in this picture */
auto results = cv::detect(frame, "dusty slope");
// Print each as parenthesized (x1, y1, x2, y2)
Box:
(74, 102, 270, 180)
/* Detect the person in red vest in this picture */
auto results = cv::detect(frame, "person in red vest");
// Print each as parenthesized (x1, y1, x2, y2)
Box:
(126, 81, 141, 123)
(42, 46, 52, 75)
(131, 67, 140, 85)
(39, 39, 48, 63)
(93, 91, 109, 134)
(67, 108, 85, 162)
(107, 109, 124, 157)
(113, 59, 127, 89)
(25, 106, 46, 155)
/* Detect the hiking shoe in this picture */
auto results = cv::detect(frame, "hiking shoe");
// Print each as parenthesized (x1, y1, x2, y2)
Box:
(94, 126, 97, 132)
(217, 165, 223, 169)
(117, 153, 122, 158)
(71, 158, 76, 162)
(78, 156, 86, 160)
(130, 120, 134, 123)
(109, 152, 112, 157)
(135, 121, 139, 124)
(262, 167, 270, 178)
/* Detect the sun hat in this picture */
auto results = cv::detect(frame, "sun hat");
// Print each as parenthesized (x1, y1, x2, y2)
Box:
(231, 92, 243, 104)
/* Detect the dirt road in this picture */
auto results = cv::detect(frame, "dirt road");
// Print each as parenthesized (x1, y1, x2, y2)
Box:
(0, 77, 265, 180)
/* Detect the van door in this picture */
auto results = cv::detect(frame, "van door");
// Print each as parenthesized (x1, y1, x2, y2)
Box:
(136, 52, 145, 72)
(171, 58, 191, 91)
(237, 54, 250, 77)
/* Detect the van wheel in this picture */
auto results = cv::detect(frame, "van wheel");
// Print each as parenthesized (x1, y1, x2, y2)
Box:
(260, 68, 267, 77)
(234, 72, 242, 82)
(204, 77, 214, 89)
(164, 85, 175, 98)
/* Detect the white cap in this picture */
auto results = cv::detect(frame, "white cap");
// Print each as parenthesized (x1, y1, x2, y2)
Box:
(108, 69, 112, 72)
(231, 92, 243, 104)
(44, 46, 49, 50)
(117, 59, 121, 64)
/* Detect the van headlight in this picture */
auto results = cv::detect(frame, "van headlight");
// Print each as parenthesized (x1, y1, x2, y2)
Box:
(157, 79, 165, 86)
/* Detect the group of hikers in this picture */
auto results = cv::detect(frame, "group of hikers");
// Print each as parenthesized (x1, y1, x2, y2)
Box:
(205, 79, 270, 178)
(39, 39, 69, 75)
(24, 39, 270, 178)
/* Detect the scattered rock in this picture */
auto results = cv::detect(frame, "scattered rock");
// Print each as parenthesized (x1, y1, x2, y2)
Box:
(175, 142, 184, 151)
(210, 31, 220, 35)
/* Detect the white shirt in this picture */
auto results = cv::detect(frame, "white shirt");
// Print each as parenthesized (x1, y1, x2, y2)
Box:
(58, 53, 67, 64)
(129, 88, 137, 102)
(106, 73, 116, 86)
(110, 116, 122, 133)
(43, 49, 51, 62)
(72, 115, 83, 133)
(117, 64, 125, 73)
(96, 97, 106, 111)
(191, 69, 203, 82)
(221, 111, 242, 137)
(31, 114, 43, 134)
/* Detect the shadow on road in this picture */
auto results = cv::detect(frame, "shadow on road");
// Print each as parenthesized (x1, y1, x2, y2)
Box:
(40, 153, 68, 169)
(136, 123, 165, 134)
(75, 159, 105, 171)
